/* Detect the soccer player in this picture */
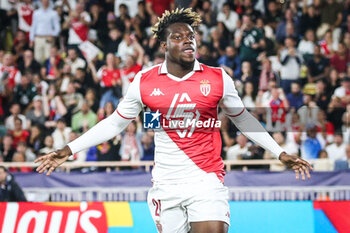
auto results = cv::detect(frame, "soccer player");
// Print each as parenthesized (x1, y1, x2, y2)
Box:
(35, 8, 312, 233)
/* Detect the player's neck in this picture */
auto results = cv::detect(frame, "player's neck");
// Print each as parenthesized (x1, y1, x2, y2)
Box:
(166, 61, 194, 78)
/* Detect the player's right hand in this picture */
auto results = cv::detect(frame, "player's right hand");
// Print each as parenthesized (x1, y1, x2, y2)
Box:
(35, 146, 72, 176)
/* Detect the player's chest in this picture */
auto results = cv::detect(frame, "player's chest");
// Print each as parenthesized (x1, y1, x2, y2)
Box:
(140, 75, 222, 111)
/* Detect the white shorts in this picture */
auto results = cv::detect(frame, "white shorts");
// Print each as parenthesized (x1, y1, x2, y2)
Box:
(147, 173, 230, 233)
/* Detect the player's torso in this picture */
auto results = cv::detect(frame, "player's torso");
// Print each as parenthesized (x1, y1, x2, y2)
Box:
(139, 65, 225, 183)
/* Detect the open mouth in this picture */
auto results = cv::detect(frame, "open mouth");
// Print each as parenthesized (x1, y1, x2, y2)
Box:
(183, 48, 195, 54)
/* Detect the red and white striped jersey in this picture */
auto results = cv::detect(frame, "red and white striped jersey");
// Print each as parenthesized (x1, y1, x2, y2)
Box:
(0, 64, 21, 89)
(17, 2, 34, 32)
(117, 60, 244, 183)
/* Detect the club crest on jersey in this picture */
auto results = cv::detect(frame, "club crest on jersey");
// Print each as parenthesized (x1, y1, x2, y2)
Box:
(200, 80, 211, 96)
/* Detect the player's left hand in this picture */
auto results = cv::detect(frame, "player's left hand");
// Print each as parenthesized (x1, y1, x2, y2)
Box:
(279, 152, 312, 180)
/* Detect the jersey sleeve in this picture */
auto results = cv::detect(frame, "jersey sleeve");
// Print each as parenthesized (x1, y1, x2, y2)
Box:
(220, 68, 245, 117)
(116, 71, 144, 119)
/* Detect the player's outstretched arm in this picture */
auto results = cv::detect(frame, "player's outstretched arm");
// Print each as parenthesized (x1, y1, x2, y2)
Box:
(35, 111, 133, 175)
(220, 68, 312, 179)
(227, 109, 312, 180)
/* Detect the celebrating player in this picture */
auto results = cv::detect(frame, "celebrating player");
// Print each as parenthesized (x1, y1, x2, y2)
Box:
(35, 8, 312, 233)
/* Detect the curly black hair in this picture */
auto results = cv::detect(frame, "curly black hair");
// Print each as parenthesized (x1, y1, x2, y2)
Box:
(152, 8, 201, 41)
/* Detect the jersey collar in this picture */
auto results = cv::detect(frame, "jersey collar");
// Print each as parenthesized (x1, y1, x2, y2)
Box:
(158, 59, 203, 75)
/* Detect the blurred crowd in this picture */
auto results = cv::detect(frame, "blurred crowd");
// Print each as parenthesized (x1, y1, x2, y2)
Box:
(0, 0, 350, 172)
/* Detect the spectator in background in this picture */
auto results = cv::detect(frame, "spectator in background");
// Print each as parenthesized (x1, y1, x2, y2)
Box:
(0, 135, 15, 162)
(301, 123, 323, 159)
(65, 48, 86, 75)
(72, 67, 91, 95)
(26, 95, 49, 128)
(219, 115, 236, 154)
(29, 0, 60, 63)
(121, 42, 144, 95)
(63, 1, 90, 47)
(300, 4, 320, 36)
(0, 166, 27, 202)
(217, 3, 239, 34)
(209, 26, 228, 57)
(97, 101, 115, 122)
(279, 36, 303, 94)
(17, 49, 41, 75)
(317, 0, 342, 40)
(52, 118, 71, 150)
(45, 84, 67, 123)
(44, 46, 64, 81)
(14, 73, 37, 111)
(145, 0, 175, 17)
(115, 4, 130, 33)
(287, 82, 304, 111)
(16, 141, 35, 162)
(28, 125, 44, 153)
(5, 104, 27, 130)
(344, 31, 350, 50)
(89, 3, 108, 44)
(63, 81, 84, 116)
(306, 45, 330, 83)
(257, 80, 278, 107)
(241, 81, 256, 110)
(141, 131, 155, 161)
(298, 93, 319, 125)
(326, 132, 346, 161)
(12, 30, 30, 60)
(120, 120, 142, 162)
(10, 151, 33, 172)
(297, 29, 316, 60)
(235, 14, 264, 63)
(9, 118, 29, 149)
(238, 61, 257, 85)
(96, 138, 121, 168)
(241, 0, 261, 22)
(103, 28, 122, 55)
(330, 42, 350, 75)
(226, 134, 249, 160)
(315, 79, 331, 111)
(275, 8, 299, 45)
(117, 32, 141, 62)
(71, 101, 97, 133)
(316, 109, 335, 144)
(328, 68, 341, 95)
(264, 1, 282, 30)
(319, 30, 338, 58)
(217, 45, 241, 78)
(334, 144, 350, 170)
(0, 53, 22, 93)
(318, 150, 328, 159)
(39, 135, 55, 154)
(332, 77, 350, 106)
(342, 112, 350, 144)
(84, 88, 99, 113)
(91, 53, 122, 109)
(197, 0, 217, 30)
(258, 58, 279, 91)
(16, 0, 34, 35)
(266, 87, 288, 132)
(197, 44, 218, 67)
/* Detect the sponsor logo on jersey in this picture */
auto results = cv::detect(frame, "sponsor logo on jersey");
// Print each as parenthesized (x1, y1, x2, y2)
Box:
(150, 88, 164, 96)
(200, 80, 211, 96)
(144, 110, 161, 129)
